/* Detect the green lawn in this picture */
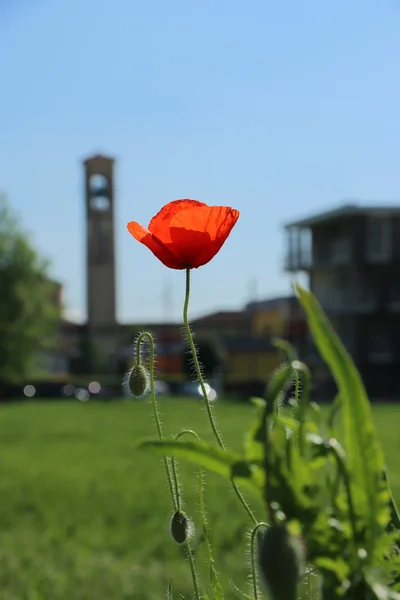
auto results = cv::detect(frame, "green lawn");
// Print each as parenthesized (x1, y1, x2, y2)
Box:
(0, 399, 398, 600)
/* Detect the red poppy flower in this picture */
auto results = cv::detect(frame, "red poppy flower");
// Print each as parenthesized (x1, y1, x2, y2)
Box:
(127, 199, 239, 269)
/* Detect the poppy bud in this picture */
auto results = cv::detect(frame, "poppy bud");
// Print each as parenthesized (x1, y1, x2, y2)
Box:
(258, 524, 305, 600)
(170, 511, 194, 544)
(127, 365, 149, 397)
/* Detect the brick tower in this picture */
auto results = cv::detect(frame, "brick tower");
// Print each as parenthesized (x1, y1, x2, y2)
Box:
(83, 154, 118, 369)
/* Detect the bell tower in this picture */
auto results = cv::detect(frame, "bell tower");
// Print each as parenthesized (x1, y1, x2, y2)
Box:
(84, 154, 116, 329)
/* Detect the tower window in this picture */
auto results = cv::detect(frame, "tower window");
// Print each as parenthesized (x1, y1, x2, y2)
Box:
(90, 174, 109, 194)
(90, 196, 111, 211)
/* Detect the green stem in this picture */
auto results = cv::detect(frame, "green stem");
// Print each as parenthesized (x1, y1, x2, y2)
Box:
(263, 404, 276, 525)
(295, 362, 310, 457)
(176, 430, 221, 589)
(294, 368, 300, 405)
(137, 332, 177, 511)
(171, 431, 203, 597)
(183, 267, 257, 525)
(183, 269, 224, 448)
(137, 336, 201, 599)
(170, 452, 182, 513)
(185, 540, 201, 600)
(250, 522, 268, 600)
(330, 443, 357, 550)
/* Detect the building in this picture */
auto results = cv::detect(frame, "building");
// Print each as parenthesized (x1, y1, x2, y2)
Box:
(284, 203, 400, 398)
(245, 296, 307, 342)
(185, 298, 308, 396)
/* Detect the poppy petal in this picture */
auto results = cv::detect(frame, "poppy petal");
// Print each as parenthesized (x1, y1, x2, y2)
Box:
(148, 199, 208, 242)
(168, 228, 212, 267)
(168, 205, 240, 268)
(127, 222, 186, 269)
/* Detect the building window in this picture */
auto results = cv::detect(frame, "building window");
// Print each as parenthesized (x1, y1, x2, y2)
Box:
(330, 236, 350, 264)
(299, 228, 312, 267)
(366, 217, 392, 262)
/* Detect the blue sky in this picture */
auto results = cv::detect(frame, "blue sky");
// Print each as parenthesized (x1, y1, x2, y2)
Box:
(2, 0, 400, 323)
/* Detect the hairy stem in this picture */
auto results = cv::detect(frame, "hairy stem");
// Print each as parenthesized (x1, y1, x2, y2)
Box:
(170, 450, 182, 513)
(137, 335, 201, 597)
(137, 332, 177, 510)
(176, 429, 222, 590)
(183, 268, 257, 525)
(185, 541, 201, 600)
(250, 522, 268, 600)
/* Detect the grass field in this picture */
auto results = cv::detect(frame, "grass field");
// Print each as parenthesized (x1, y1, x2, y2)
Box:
(0, 398, 399, 600)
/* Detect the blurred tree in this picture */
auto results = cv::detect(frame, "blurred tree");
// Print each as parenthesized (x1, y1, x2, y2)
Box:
(0, 195, 61, 392)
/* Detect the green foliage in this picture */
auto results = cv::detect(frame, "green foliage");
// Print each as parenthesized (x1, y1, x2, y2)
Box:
(0, 400, 399, 598)
(139, 439, 262, 493)
(295, 284, 390, 557)
(167, 580, 173, 599)
(0, 196, 60, 386)
(0, 400, 262, 599)
(229, 579, 255, 600)
(139, 284, 400, 599)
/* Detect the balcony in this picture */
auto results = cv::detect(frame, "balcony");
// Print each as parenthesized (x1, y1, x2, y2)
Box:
(284, 225, 312, 272)
(318, 297, 378, 313)
(285, 253, 354, 271)
(284, 229, 353, 272)
(284, 253, 312, 271)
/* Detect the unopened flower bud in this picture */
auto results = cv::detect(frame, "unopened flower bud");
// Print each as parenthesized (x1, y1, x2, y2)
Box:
(170, 511, 194, 544)
(128, 365, 148, 397)
(258, 524, 305, 600)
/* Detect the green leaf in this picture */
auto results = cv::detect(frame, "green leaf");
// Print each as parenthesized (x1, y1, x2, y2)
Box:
(272, 414, 300, 434)
(295, 284, 388, 553)
(138, 439, 260, 491)
(229, 579, 254, 600)
(383, 470, 400, 533)
(167, 580, 173, 600)
(313, 556, 349, 581)
(307, 433, 346, 462)
(245, 399, 267, 462)
(249, 397, 266, 409)
(273, 337, 298, 362)
(327, 394, 342, 433)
